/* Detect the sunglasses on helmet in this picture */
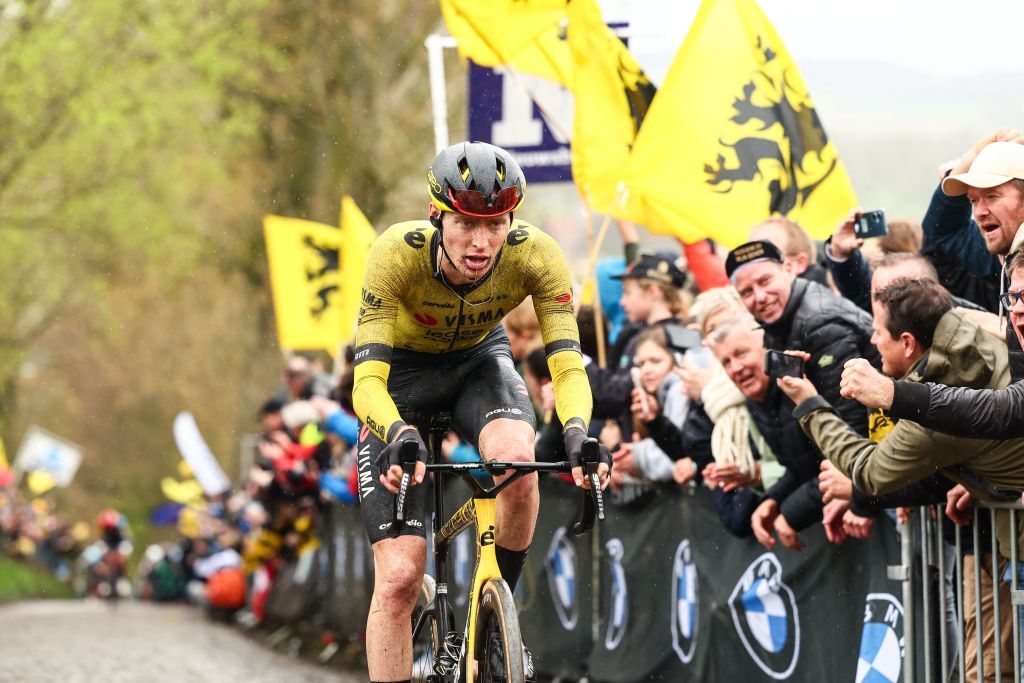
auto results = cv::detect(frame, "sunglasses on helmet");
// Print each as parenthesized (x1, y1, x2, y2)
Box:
(446, 186, 520, 218)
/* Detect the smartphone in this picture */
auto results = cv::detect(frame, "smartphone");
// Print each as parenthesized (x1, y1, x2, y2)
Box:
(764, 350, 805, 378)
(855, 209, 887, 238)
(630, 366, 651, 419)
(663, 323, 703, 353)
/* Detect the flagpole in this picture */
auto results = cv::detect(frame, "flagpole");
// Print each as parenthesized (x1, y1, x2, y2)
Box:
(578, 197, 608, 369)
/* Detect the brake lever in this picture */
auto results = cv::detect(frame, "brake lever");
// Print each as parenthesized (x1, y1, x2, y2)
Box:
(389, 439, 420, 539)
(572, 438, 606, 536)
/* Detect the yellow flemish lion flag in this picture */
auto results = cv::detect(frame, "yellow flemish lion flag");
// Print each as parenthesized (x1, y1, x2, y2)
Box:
(623, 0, 857, 247)
(263, 215, 342, 353)
(568, 0, 657, 220)
(338, 196, 378, 345)
(440, 0, 572, 86)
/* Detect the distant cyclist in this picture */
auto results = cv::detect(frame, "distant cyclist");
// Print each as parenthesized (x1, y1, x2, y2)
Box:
(353, 141, 610, 683)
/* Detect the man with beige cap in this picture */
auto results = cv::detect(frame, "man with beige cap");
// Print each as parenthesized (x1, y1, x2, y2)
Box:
(840, 129, 1024, 432)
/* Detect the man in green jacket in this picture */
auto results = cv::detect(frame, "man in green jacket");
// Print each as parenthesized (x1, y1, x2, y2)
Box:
(777, 278, 1023, 546)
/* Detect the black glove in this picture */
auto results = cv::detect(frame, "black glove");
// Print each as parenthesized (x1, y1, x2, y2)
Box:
(378, 429, 428, 471)
(563, 422, 612, 472)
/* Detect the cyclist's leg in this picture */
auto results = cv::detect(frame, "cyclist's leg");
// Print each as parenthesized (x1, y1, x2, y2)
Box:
(453, 340, 538, 590)
(357, 423, 430, 681)
(367, 535, 427, 681)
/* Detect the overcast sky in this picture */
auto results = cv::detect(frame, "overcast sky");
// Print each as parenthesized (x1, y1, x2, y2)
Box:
(606, 0, 1024, 85)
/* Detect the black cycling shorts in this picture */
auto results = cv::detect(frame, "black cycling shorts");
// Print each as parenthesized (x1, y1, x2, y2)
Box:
(356, 326, 536, 544)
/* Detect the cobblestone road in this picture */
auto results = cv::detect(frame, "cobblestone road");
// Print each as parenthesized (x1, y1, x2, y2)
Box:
(0, 600, 365, 682)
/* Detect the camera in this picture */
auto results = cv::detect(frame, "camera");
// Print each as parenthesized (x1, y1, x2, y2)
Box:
(764, 350, 805, 378)
(663, 323, 703, 353)
(854, 209, 887, 239)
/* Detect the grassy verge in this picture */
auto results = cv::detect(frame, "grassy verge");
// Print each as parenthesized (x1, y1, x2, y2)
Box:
(0, 555, 73, 602)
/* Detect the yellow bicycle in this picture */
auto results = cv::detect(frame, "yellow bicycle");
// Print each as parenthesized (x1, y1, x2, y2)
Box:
(389, 427, 606, 683)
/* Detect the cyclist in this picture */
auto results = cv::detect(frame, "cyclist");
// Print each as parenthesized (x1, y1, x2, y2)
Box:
(353, 141, 610, 683)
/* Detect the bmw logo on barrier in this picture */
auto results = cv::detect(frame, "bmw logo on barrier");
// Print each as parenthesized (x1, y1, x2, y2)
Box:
(671, 540, 698, 664)
(544, 527, 578, 630)
(604, 538, 628, 650)
(728, 553, 800, 679)
(856, 593, 904, 683)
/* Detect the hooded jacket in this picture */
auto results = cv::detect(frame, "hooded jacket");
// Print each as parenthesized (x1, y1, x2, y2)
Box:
(793, 308, 1024, 553)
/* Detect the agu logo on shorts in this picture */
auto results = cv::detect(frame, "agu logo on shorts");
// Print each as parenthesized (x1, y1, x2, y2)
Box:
(728, 553, 800, 679)
(856, 593, 904, 683)
(604, 538, 628, 650)
(671, 540, 698, 664)
(544, 527, 578, 630)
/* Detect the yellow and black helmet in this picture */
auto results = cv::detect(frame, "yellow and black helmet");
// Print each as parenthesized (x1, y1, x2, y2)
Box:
(427, 141, 526, 217)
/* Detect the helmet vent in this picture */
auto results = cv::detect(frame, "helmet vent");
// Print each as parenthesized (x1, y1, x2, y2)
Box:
(458, 157, 471, 183)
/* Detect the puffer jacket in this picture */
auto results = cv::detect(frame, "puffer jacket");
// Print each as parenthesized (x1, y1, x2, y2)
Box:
(761, 278, 879, 437)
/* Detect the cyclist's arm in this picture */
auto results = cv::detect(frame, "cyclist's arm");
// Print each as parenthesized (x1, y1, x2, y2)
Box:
(526, 232, 593, 431)
(352, 233, 411, 444)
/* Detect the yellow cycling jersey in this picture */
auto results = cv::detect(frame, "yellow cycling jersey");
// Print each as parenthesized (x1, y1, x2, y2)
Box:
(352, 219, 592, 443)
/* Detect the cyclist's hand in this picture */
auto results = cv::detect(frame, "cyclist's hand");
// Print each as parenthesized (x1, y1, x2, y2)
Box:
(564, 427, 612, 490)
(378, 429, 428, 494)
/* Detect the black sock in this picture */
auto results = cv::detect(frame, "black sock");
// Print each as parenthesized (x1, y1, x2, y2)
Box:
(371, 680, 411, 683)
(495, 545, 529, 592)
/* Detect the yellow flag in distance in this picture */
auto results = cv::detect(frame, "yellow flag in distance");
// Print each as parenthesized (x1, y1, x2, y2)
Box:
(568, 0, 657, 220)
(263, 215, 342, 354)
(339, 196, 379, 347)
(440, 0, 572, 86)
(623, 0, 857, 247)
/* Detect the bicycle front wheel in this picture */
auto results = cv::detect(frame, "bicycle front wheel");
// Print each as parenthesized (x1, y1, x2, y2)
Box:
(412, 574, 441, 683)
(474, 578, 525, 683)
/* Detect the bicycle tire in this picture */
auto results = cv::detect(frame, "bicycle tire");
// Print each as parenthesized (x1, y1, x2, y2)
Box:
(412, 574, 441, 683)
(474, 578, 525, 683)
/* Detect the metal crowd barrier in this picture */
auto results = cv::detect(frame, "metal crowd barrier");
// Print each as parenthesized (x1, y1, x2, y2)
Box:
(896, 500, 1023, 683)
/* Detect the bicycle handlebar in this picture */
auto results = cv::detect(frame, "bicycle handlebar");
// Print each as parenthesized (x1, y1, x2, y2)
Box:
(388, 437, 608, 539)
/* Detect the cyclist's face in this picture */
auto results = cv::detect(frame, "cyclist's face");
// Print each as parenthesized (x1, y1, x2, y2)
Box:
(439, 209, 512, 284)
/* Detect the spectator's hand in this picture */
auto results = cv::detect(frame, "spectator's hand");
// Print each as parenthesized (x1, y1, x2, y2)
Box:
(842, 510, 875, 540)
(945, 484, 974, 526)
(611, 442, 638, 477)
(599, 419, 622, 451)
(830, 209, 864, 260)
(309, 395, 341, 418)
(672, 457, 697, 486)
(630, 388, 659, 422)
(675, 362, 713, 402)
(751, 499, 779, 550)
(773, 514, 805, 551)
(895, 507, 911, 524)
(953, 127, 1024, 175)
(540, 382, 556, 414)
(818, 460, 853, 503)
(709, 462, 760, 492)
(440, 432, 460, 460)
(840, 359, 894, 409)
(822, 499, 849, 544)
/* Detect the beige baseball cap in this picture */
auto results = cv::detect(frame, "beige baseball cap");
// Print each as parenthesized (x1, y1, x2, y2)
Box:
(942, 141, 1024, 196)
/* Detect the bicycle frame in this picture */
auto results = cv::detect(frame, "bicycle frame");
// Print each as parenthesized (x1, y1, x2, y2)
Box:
(411, 432, 579, 680)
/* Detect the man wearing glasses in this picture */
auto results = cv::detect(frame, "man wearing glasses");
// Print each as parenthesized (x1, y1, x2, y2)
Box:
(352, 141, 610, 683)
(841, 135, 1024, 439)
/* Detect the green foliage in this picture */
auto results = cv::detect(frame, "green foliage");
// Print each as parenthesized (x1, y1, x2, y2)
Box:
(0, 555, 72, 602)
(0, 0, 453, 528)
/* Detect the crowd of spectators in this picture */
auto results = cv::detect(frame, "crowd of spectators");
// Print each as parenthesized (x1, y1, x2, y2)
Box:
(514, 127, 1024, 680)
(137, 128, 1024, 677)
(0, 472, 90, 584)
